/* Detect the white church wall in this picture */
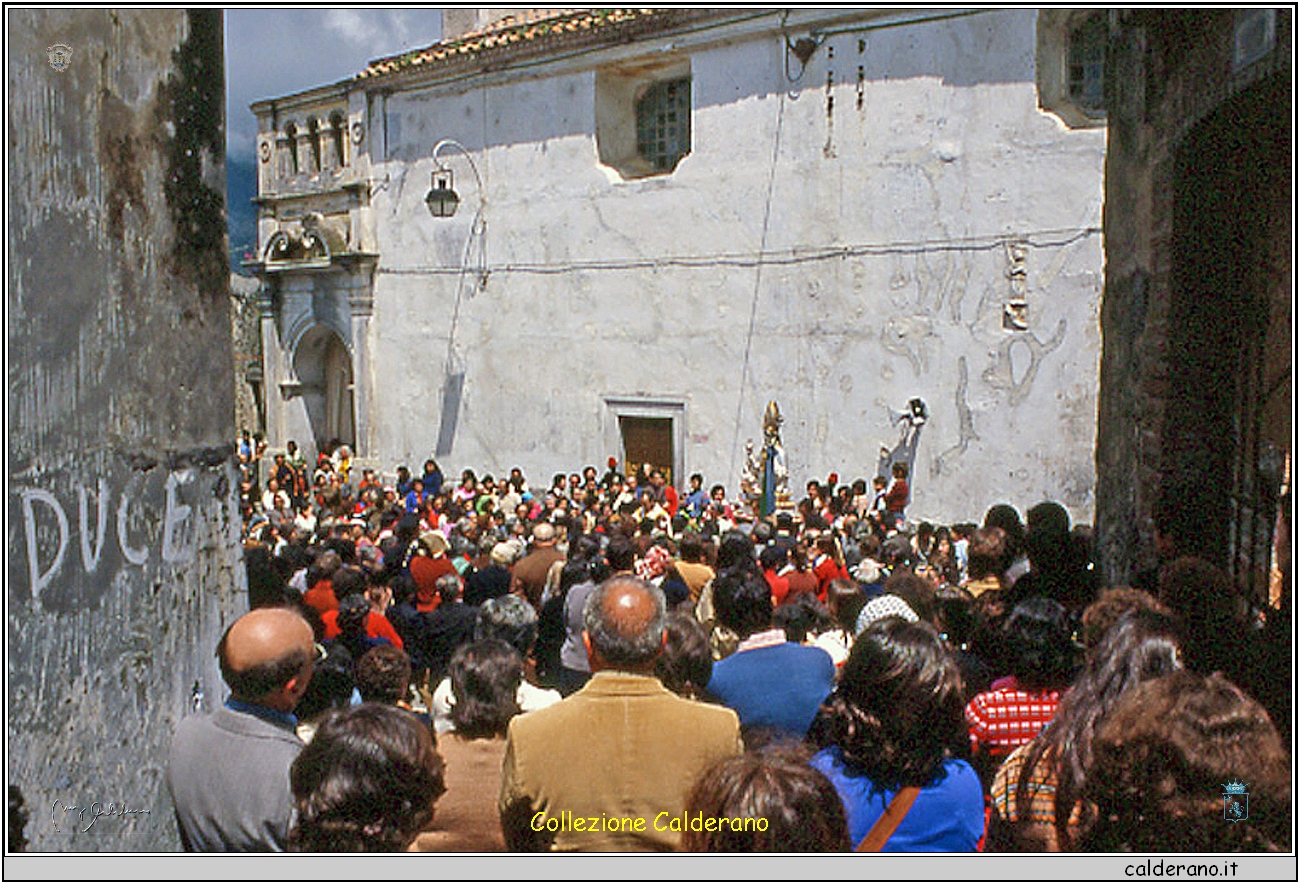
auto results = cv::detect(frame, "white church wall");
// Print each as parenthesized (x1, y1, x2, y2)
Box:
(322, 9, 1105, 524)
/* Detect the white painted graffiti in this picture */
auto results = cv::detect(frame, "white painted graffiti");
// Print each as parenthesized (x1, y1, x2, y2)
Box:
(17, 469, 204, 601)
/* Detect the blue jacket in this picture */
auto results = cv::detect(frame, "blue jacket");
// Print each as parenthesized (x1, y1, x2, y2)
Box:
(705, 641, 835, 738)
(810, 748, 984, 852)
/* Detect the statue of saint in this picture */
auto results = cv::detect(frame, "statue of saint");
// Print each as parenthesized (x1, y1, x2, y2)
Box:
(741, 402, 792, 516)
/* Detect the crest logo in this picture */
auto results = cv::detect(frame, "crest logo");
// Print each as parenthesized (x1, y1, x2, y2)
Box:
(1222, 779, 1249, 823)
(46, 43, 73, 72)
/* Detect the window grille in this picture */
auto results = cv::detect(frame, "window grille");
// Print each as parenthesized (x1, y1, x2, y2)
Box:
(635, 77, 691, 172)
(1068, 15, 1106, 116)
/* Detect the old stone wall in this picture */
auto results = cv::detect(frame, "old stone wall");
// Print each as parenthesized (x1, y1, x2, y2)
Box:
(1095, 10, 1292, 586)
(230, 272, 265, 437)
(7, 9, 243, 851)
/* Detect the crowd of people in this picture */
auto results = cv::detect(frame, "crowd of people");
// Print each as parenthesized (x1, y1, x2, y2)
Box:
(162, 438, 1292, 853)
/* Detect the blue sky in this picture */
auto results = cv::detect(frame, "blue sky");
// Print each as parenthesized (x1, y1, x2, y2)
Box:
(224, 8, 444, 162)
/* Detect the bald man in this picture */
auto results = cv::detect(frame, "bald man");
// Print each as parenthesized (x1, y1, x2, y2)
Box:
(166, 607, 317, 851)
(499, 577, 742, 851)
(510, 522, 565, 611)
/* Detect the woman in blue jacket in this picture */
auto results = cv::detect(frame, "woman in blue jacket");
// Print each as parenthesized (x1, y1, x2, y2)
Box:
(809, 617, 984, 851)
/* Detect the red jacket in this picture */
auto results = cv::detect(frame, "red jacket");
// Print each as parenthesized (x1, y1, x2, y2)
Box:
(813, 557, 849, 600)
(302, 579, 339, 615)
(321, 609, 404, 650)
(884, 479, 910, 513)
(765, 569, 792, 607)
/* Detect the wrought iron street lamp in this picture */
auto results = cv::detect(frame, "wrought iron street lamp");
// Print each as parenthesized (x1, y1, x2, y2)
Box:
(425, 168, 459, 217)
(424, 138, 488, 459)
(425, 139, 483, 219)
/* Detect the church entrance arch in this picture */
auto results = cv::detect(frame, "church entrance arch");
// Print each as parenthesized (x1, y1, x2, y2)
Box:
(292, 325, 355, 455)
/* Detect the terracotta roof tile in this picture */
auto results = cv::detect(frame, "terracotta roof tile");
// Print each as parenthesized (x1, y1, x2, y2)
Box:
(357, 8, 691, 80)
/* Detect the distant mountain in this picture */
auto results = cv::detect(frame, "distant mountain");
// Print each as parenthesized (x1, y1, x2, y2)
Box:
(227, 154, 258, 275)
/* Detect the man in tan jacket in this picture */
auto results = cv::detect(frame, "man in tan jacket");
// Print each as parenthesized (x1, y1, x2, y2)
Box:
(499, 576, 742, 851)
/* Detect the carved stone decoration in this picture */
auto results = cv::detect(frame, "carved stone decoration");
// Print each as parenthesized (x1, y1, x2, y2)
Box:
(983, 320, 1068, 407)
(351, 121, 365, 145)
(264, 213, 350, 267)
(1003, 240, 1030, 330)
(259, 140, 272, 163)
(264, 229, 327, 265)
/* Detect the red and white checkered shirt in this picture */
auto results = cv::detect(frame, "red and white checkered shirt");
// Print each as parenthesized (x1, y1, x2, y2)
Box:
(965, 684, 1061, 758)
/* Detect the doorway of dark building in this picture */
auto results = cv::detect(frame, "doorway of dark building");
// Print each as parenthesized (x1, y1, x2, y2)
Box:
(619, 416, 674, 484)
(1165, 70, 1291, 606)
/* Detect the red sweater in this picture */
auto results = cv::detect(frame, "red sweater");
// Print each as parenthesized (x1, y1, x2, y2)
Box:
(965, 679, 1062, 759)
(302, 580, 339, 615)
(765, 569, 792, 607)
(321, 609, 404, 650)
(813, 558, 849, 600)
(884, 479, 910, 513)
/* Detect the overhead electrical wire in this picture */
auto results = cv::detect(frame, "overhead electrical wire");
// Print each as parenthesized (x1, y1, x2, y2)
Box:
(376, 227, 1102, 277)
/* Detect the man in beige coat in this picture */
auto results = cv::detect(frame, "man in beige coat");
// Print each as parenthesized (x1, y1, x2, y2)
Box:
(499, 576, 742, 851)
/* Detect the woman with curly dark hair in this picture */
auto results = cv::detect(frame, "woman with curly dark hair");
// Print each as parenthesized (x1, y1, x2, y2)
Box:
(808, 618, 983, 851)
(965, 597, 1079, 782)
(288, 703, 445, 852)
(1081, 670, 1291, 853)
(682, 745, 850, 852)
(987, 608, 1183, 852)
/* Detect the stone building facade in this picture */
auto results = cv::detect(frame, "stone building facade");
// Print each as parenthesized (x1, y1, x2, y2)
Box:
(248, 8, 1108, 526)
(230, 273, 266, 438)
(7, 10, 244, 850)
(1095, 9, 1291, 594)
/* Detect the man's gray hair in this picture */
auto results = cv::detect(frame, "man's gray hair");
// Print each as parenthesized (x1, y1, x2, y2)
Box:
(582, 576, 667, 668)
(475, 594, 538, 655)
(435, 572, 462, 602)
(532, 521, 556, 544)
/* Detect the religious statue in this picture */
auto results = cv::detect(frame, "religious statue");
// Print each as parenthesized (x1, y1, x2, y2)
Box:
(876, 396, 928, 484)
(741, 401, 792, 517)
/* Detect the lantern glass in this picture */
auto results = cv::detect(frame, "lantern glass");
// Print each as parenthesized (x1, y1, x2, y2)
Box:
(425, 168, 460, 218)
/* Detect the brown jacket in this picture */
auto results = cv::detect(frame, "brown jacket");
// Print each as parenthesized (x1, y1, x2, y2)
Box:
(499, 671, 742, 851)
(510, 546, 565, 609)
(411, 736, 509, 852)
(674, 561, 715, 603)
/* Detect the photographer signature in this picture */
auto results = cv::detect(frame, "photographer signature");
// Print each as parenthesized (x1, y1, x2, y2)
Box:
(51, 799, 151, 833)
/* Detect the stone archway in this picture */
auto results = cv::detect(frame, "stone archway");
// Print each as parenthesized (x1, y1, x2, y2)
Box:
(292, 325, 355, 454)
(1165, 71, 1290, 600)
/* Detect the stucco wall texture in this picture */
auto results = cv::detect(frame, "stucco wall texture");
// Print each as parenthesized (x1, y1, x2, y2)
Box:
(7, 9, 244, 851)
(336, 9, 1105, 525)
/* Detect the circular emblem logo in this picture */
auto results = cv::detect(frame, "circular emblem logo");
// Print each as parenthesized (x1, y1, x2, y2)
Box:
(46, 43, 73, 72)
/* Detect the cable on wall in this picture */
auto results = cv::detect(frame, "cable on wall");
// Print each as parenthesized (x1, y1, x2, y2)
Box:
(376, 227, 1102, 277)
(728, 74, 788, 483)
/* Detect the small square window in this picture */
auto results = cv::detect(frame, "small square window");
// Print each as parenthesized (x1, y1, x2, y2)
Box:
(596, 62, 691, 180)
(1067, 14, 1106, 116)
(1036, 10, 1107, 128)
(635, 77, 691, 173)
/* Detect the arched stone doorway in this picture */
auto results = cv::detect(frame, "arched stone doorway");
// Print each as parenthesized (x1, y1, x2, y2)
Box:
(292, 325, 355, 455)
(1165, 71, 1290, 602)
